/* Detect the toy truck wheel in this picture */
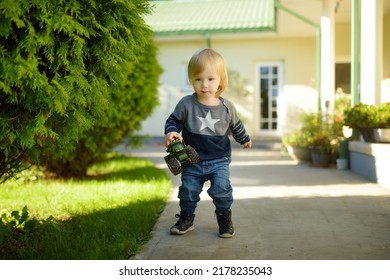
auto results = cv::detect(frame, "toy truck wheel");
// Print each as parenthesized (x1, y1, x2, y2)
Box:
(186, 146, 200, 164)
(165, 157, 182, 175)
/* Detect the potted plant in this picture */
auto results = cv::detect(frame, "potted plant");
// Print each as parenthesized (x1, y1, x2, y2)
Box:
(343, 103, 383, 142)
(283, 112, 343, 166)
(306, 112, 342, 167)
(309, 130, 337, 168)
(373, 103, 390, 142)
(282, 130, 312, 162)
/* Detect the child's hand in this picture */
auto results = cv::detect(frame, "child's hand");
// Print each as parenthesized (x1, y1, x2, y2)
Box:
(164, 132, 183, 147)
(243, 140, 252, 149)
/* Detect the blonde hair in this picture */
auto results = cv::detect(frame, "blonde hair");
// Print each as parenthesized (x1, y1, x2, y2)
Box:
(187, 48, 228, 97)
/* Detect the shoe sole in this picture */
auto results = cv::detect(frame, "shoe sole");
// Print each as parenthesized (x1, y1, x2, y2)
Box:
(219, 232, 235, 238)
(170, 225, 195, 235)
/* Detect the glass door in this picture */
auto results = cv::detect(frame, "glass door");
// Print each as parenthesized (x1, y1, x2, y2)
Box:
(256, 62, 283, 135)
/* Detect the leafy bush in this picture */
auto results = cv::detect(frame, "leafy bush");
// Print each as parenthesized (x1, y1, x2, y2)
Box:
(40, 40, 162, 178)
(343, 103, 390, 142)
(283, 112, 343, 150)
(0, 206, 57, 259)
(378, 103, 390, 128)
(282, 130, 313, 148)
(343, 103, 381, 128)
(0, 0, 155, 182)
(307, 113, 342, 147)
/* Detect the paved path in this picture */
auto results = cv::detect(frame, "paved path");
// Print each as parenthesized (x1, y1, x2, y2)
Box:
(122, 140, 390, 260)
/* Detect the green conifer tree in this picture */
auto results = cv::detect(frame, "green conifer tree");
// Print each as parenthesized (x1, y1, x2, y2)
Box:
(0, 0, 158, 182)
(41, 40, 162, 178)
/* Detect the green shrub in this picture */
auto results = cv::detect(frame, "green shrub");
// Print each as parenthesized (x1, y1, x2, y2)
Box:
(283, 112, 342, 150)
(0, 0, 155, 182)
(0, 206, 57, 259)
(378, 103, 390, 128)
(282, 130, 313, 148)
(40, 40, 162, 178)
(343, 103, 390, 142)
(343, 103, 381, 128)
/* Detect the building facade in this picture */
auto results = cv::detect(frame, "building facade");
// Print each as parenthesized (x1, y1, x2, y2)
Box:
(141, 0, 390, 141)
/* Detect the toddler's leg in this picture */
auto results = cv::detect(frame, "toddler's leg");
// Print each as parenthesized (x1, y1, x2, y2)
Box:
(215, 209, 234, 238)
(170, 164, 204, 235)
(207, 158, 234, 238)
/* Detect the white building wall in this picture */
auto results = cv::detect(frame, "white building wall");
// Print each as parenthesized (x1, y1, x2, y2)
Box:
(140, 1, 390, 139)
(140, 36, 319, 139)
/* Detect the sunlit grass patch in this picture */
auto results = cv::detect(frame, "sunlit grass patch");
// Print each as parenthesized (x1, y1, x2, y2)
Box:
(0, 155, 171, 259)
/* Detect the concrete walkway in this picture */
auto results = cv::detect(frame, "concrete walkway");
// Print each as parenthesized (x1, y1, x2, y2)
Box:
(124, 140, 390, 260)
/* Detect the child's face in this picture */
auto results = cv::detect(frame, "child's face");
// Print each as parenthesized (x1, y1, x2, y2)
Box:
(192, 63, 221, 99)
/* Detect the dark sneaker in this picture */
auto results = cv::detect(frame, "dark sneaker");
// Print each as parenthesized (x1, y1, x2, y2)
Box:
(215, 210, 235, 238)
(170, 213, 195, 235)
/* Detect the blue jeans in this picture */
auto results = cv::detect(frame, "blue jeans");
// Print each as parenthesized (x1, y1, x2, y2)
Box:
(178, 157, 233, 215)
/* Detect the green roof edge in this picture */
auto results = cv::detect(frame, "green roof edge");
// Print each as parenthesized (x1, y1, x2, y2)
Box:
(152, 26, 276, 37)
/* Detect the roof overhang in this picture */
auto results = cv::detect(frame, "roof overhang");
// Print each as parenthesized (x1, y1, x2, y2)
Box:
(144, 0, 276, 37)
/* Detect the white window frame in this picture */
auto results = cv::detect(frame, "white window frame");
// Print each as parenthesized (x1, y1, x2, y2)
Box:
(255, 62, 284, 137)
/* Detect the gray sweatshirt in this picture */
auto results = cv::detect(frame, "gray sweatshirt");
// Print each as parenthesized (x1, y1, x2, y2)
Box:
(165, 93, 250, 160)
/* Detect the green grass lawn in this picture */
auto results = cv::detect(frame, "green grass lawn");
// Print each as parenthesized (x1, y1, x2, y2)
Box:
(0, 154, 171, 260)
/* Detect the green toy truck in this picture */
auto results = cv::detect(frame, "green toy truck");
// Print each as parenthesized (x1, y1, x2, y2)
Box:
(164, 139, 200, 175)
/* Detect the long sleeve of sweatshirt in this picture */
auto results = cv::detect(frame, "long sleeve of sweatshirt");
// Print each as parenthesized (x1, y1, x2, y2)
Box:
(164, 93, 250, 160)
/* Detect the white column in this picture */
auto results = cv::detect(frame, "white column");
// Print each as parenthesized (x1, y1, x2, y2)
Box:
(320, 0, 335, 112)
(360, 0, 383, 105)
